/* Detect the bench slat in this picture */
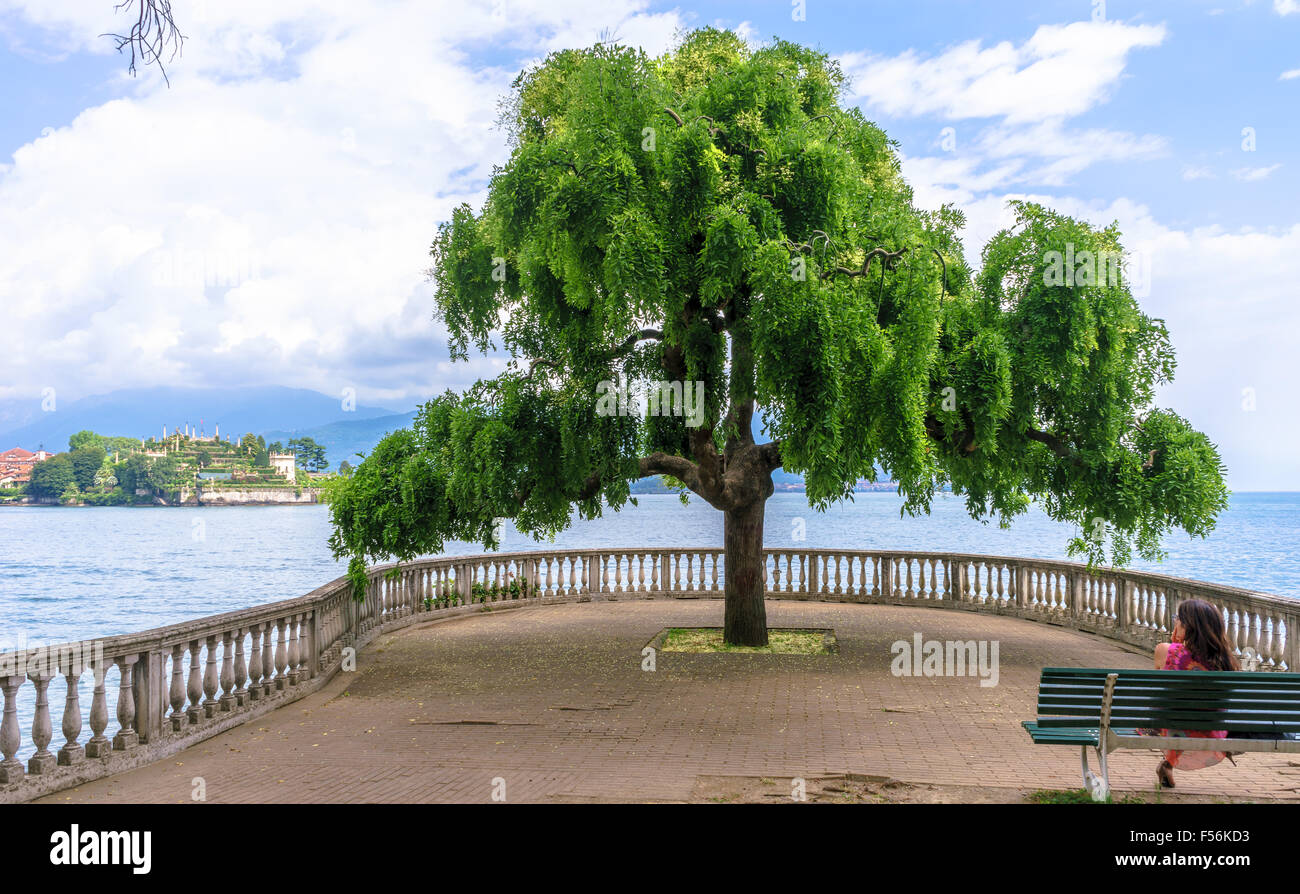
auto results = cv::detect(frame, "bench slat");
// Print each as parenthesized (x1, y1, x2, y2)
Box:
(1041, 667, 1300, 682)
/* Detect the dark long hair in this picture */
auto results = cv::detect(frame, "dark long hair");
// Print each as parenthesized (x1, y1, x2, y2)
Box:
(1177, 599, 1239, 671)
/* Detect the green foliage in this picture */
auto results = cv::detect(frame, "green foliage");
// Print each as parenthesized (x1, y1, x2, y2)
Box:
(68, 430, 98, 451)
(28, 454, 75, 500)
(329, 28, 1227, 584)
(115, 453, 182, 495)
(114, 453, 150, 493)
(82, 489, 128, 506)
(69, 430, 141, 454)
(69, 446, 107, 491)
(288, 436, 329, 473)
(93, 457, 118, 492)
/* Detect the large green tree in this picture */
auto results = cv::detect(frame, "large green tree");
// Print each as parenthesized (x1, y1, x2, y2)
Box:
(328, 30, 1227, 645)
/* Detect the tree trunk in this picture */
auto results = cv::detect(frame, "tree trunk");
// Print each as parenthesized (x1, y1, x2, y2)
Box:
(723, 498, 768, 646)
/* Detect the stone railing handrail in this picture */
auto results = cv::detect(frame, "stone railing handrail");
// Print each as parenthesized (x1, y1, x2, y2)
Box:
(1, 546, 1293, 803)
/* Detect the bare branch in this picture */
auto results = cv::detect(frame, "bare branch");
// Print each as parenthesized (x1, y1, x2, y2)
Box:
(101, 0, 185, 86)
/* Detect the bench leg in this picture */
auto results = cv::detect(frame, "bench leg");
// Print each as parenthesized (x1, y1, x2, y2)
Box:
(1080, 746, 1110, 802)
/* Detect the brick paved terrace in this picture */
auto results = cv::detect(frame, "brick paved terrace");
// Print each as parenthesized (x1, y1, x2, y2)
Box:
(34, 599, 1300, 804)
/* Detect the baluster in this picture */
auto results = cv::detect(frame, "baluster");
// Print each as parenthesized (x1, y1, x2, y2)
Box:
(26, 671, 55, 773)
(248, 626, 265, 700)
(0, 674, 24, 781)
(1259, 616, 1276, 670)
(234, 630, 249, 706)
(84, 661, 111, 759)
(113, 655, 139, 749)
(275, 618, 289, 691)
(58, 659, 85, 766)
(288, 616, 302, 685)
(1247, 611, 1263, 668)
(168, 643, 186, 730)
(185, 638, 203, 722)
(639, 554, 648, 593)
(201, 635, 220, 717)
(219, 631, 236, 710)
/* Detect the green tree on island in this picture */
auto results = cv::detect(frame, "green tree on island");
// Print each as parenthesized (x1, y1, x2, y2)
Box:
(29, 454, 76, 500)
(69, 446, 108, 492)
(288, 437, 329, 473)
(327, 30, 1228, 646)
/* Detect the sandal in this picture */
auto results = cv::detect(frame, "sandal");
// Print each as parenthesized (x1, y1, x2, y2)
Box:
(1157, 760, 1175, 788)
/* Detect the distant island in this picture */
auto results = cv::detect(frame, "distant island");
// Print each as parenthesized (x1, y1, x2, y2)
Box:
(0, 426, 349, 507)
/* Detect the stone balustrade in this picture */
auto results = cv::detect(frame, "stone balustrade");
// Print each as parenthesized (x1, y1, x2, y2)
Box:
(1, 546, 1294, 802)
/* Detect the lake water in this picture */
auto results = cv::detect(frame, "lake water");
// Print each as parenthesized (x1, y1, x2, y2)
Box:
(2, 491, 1297, 650)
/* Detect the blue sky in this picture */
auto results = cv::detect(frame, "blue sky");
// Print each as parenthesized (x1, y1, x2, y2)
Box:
(1, 0, 1299, 489)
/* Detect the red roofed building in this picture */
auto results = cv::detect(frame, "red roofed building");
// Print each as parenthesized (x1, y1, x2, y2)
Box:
(0, 447, 52, 484)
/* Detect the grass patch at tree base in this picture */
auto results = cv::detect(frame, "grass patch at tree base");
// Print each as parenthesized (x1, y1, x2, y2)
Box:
(655, 627, 836, 655)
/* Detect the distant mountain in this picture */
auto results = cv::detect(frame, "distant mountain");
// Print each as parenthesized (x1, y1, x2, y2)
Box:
(0, 386, 403, 453)
(260, 411, 419, 469)
(0, 397, 44, 436)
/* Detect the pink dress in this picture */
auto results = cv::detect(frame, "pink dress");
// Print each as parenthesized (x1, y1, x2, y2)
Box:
(1149, 643, 1229, 770)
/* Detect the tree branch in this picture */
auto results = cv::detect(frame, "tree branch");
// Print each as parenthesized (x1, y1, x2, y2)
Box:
(821, 246, 909, 281)
(101, 0, 184, 86)
(607, 327, 663, 360)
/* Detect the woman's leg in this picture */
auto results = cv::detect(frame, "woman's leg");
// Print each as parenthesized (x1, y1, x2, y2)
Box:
(1158, 750, 1177, 788)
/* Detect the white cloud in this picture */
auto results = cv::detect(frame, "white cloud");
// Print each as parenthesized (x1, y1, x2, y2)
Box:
(1280, 68, 1300, 80)
(0, 0, 687, 406)
(1276, 0, 1300, 15)
(842, 20, 1166, 124)
(1181, 165, 1215, 180)
(842, 20, 1167, 192)
(731, 20, 760, 49)
(1231, 164, 1282, 181)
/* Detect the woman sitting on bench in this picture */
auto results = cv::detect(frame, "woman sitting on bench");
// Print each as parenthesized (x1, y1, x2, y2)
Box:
(1146, 598, 1240, 788)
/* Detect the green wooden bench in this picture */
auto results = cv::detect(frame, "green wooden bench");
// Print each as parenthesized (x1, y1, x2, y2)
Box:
(1023, 666, 1300, 800)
